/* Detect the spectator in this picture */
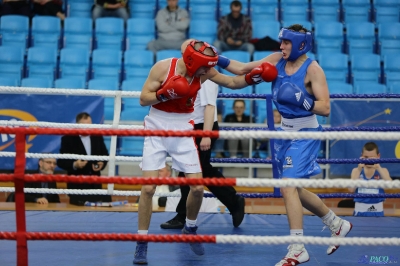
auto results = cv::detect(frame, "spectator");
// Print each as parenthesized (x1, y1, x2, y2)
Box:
(213, 0, 254, 55)
(57, 112, 111, 206)
(33, 0, 65, 21)
(6, 157, 60, 204)
(224, 99, 253, 158)
(147, 0, 189, 53)
(349, 142, 392, 217)
(0, 0, 31, 17)
(92, 0, 129, 22)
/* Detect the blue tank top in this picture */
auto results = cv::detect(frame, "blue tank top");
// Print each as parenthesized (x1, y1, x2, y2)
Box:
(354, 169, 385, 204)
(272, 58, 316, 119)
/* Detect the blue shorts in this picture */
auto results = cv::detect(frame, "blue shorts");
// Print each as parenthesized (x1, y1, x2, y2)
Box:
(274, 126, 322, 179)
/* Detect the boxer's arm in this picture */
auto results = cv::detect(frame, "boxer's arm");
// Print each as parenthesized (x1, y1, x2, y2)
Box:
(205, 68, 252, 89)
(224, 52, 282, 75)
(308, 62, 330, 117)
(140, 61, 168, 106)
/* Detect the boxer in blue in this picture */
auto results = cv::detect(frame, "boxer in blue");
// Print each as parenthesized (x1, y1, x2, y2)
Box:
(216, 24, 353, 265)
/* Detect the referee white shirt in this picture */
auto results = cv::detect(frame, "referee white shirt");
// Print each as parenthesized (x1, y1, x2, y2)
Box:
(192, 79, 219, 124)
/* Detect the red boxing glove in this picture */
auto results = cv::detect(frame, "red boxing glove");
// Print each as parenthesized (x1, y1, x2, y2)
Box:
(244, 65, 263, 85)
(260, 62, 278, 82)
(156, 75, 190, 102)
(244, 62, 278, 85)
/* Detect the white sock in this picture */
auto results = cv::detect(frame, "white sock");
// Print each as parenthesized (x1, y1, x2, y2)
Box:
(321, 210, 338, 226)
(290, 229, 304, 236)
(137, 230, 148, 235)
(185, 218, 197, 228)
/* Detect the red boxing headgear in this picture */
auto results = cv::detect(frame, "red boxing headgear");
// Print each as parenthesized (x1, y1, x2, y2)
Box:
(182, 40, 218, 77)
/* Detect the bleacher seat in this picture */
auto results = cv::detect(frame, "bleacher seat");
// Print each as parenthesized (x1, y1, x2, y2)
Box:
(374, 0, 400, 23)
(95, 18, 124, 50)
(280, 0, 309, 23)
(389, 83, 400, 93)
(346, 22, 375, 55)
(0, 77, 18, 86)
(383, 55, 400, 87)
(55, 78, 86, 89)
(104, 98, 116, 120)
(328, 81, 353, 94)
(0, 46, 24, 85)
(250, 0, 277, 21)
(378, 23, 400, 60)
(220, 51, 252, 93)
(119, 137, 145, 156)
(21, 77, 53, 88)
(103, 136, 113, 152)
(155, 50, 181, 62)
(121, 78, 147, 91)
(129, 2, 156, 18)
(0, 15, 29, 51)
(342, 0, 371, 23)
(67, 0, 93, 18)
(252, 20, 280, 40)
(190, 3, 217, 20)
(253, 51, 275, 61)
(31, 16, 61, 50)
(311, 0, 340, 23)
(91, 49, 122, 81)
(314, 22, 343, 54)
(189, 20, 217, 45)
(26, 47, 58, 80)
(124, 50, 153, 80)
(354, 83, 387, 94)
(318, 53, 349, 83)
(254, 81, 271, 94)
(126, 18, 155, 50)
(64, 17, 93, 50)
(121, 98, 149, 122)
(254, 101, 268, 124)
(59, 48, 90, 83)
(350, 54, 381, 85)
(88, 78, 120, 90)
(307, 52, 316, 60)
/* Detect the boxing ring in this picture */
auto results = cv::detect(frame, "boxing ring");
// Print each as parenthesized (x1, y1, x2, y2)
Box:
(1, 87, 400, 266)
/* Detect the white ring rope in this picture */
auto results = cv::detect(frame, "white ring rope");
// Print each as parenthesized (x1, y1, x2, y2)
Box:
(1, 179, 399, 189)
(0, 152, 166, 162)
(1, 120, 400, 140)
(0, 120, 144, 129)
(0, 87, 141, 97)
(0, 187, 183, 197)
(215, 235, 400, 246)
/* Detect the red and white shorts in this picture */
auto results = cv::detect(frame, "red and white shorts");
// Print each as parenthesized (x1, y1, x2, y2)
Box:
(140, 107, 201, 173)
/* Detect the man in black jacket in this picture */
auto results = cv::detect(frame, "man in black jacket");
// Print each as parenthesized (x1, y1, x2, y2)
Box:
(57, 112, 111, 205)
(7, 157, 61, 204)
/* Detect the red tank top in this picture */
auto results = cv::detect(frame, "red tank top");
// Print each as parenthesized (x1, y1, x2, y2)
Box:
(153, 58, 201, 113)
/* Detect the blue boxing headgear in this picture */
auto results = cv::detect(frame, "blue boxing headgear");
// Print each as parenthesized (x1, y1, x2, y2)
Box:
(278, 28, 313, 61)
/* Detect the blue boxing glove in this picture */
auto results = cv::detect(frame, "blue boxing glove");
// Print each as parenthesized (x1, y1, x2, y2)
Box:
(277, 82, 315, 111)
